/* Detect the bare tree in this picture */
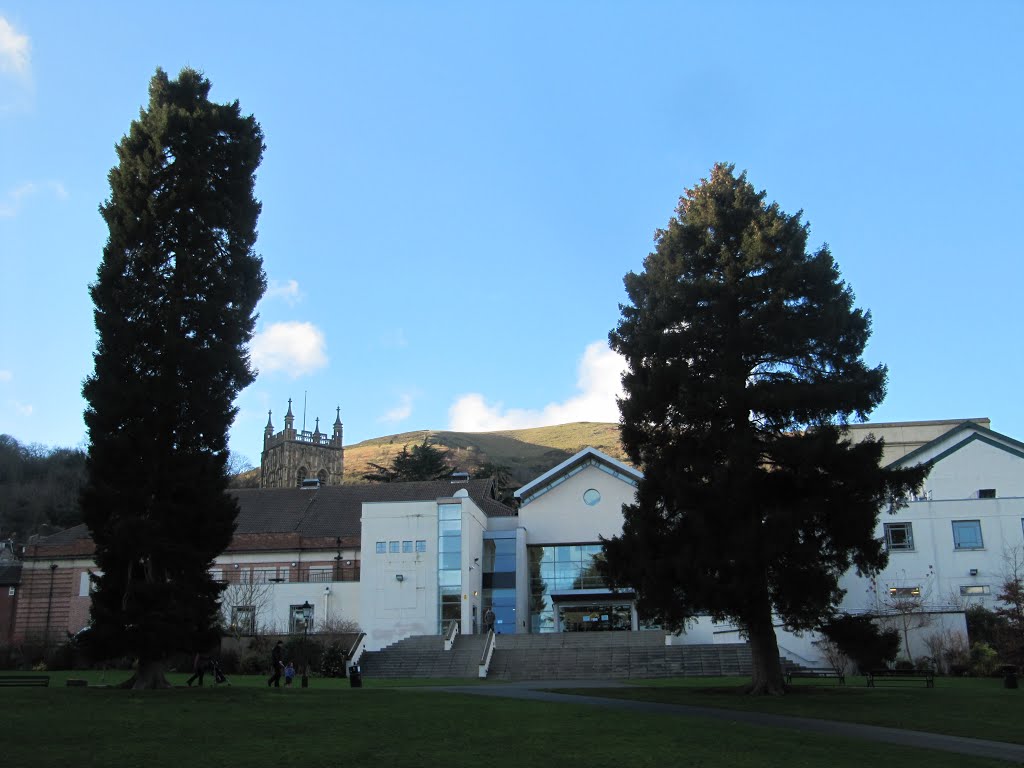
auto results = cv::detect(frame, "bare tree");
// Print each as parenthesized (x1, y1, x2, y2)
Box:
(874, 568, 936, 665)
(220, 580, 274, 641)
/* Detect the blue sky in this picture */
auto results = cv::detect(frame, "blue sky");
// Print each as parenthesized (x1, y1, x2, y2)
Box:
(1, 2, 1021, 467)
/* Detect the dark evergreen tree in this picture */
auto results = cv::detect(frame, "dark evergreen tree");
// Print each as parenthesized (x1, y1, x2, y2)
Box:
(602, 164, 926, 694)
(80, 68, 265, 689)
(362, 439, 452, 482)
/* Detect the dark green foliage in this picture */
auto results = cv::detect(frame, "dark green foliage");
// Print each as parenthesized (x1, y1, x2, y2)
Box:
(362, 438, 452, 482)
(477, 461, 515, 504)
(80, 68, 265, 685)
(602, 164, 927, 692)
(819, 613, 900, 672)
(320, 641, 347, 677)
(0, 435, 86, 538)
(995, 566, 1024, 667)
(965, 605, 1007, 648)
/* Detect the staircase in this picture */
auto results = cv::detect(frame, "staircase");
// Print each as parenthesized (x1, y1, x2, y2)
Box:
(359, 630, 803, 681)
(358, 633, 487, 679)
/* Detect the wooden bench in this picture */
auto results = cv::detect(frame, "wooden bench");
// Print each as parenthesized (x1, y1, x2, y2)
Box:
(786, 668, 845, 685)
(866, 669, 934, 688)
(0, 675, 50, 687)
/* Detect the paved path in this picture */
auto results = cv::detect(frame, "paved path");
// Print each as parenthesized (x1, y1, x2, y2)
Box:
(424, 680, 1024, 764)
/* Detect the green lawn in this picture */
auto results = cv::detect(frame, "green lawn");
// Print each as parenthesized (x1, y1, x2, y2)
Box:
(2, 673, 1019, 768)
(557, 676, 1024, 744)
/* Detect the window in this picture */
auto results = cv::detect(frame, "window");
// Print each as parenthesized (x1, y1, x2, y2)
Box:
(960, 585, 990, 596)
(375, 541, 386, 554)
(389, 541, 400, 553)
(402, 540, 413, 553)
(884, 522, 914, 551)
(415, 540, 427, 553)
(6, 587, 13, 597)
(888, 586, 921, 597)
(231, 605, 256, 635)
(978, 488, 996, 499)
(583, 488, 601, 506)
(952, 520, 984, 550)
(252, 568, 276, 584)
(289, 604, 314, 634)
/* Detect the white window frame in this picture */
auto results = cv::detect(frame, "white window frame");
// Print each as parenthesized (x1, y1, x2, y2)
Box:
(884, 522, 914, 551)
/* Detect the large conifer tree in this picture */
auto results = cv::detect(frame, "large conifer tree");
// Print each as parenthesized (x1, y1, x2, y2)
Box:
(81, 69, 265, 688)
(603, 164, 926, 695)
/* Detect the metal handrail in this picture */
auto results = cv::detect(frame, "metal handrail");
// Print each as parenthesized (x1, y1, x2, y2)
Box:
(478, 629, 496, 679)
(443, 618, 460, 651)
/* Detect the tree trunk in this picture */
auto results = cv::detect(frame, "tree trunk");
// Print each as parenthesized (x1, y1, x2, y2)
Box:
(745, 596, 785, 695)
(118, 659, 172, 690)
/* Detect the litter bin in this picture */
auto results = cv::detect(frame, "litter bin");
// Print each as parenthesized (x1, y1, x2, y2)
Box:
(349, 664, 362, 688)
(1002, 665, 1018, 690)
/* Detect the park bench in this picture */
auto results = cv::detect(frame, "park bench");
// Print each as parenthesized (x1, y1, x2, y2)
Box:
(786, 667, 845, 685)
(0, 675, 50, 687)
(866, 669, 934, 688)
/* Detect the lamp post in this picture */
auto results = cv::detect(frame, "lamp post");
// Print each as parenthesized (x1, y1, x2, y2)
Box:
(301, 600, 312, 688)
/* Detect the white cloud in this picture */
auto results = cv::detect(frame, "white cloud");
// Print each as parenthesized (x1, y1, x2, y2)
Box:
(251, 321, 328, 377)
(264, 279, 303, 306)
(380, 393, 414, 424)
(448, 341, 625, 432)
(0, 17, 29, 79)
(0, 370, 11, 383)
(0, 181, 68, 218)
(12, 401, 32, 417)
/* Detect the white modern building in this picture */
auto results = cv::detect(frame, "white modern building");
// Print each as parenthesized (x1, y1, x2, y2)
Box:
(18, 419, 1024, 667)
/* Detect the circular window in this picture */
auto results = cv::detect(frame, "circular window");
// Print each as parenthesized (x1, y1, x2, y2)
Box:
(583, 488, 601, 506)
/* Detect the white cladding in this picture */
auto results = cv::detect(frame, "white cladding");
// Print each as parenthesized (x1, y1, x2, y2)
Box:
(358, 496, 488, 651)
(516, 461, 637, 544)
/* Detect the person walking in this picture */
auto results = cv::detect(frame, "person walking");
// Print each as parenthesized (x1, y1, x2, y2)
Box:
(483, 606, 496, 635)
(284, 661, 295, 687)
(268, 640, 284, 687)
(186, 651, 206, 687)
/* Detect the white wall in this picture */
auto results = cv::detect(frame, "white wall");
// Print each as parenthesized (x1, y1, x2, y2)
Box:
(360, 500, 439, 651)
(517, 463, 635, 545)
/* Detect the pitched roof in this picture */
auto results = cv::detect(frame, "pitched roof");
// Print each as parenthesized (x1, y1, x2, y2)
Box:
(888, 421, 1024, 468)
(232, 477, 514, 539)
(514, 446, 642, 506)
(24, 478, 515, 558)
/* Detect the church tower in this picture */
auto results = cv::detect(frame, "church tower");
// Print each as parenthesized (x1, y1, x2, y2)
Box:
(260, 399, 345, 488)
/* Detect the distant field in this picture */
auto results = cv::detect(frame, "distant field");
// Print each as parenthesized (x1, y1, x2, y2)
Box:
(7, 672, 1014, 768)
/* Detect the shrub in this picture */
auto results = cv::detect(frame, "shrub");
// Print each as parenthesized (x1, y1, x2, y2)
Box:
(818, 613, 900, 672)
(283, 636, 323, 676)
(239, 653, 266, 675)
(320, 641, 347, 678)
(969, 642, 1000, 677)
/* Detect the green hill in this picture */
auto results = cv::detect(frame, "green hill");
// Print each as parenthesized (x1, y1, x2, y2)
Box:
(341, 422, 626, 488)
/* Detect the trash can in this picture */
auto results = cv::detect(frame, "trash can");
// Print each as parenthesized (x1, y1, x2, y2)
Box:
(1003, 665, 1018, 690)
(349, 664, 362, 688)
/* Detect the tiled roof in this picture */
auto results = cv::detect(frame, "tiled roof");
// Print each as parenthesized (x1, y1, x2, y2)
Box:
(25, 479, 516, 557)
(232, 477, 514, 537)
(30, 523, 91, 546)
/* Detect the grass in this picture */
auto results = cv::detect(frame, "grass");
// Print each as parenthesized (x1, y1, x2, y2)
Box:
(3, 672, 1020, 768)
(3, 677, 1015, 768)
(556, 676, 1024, 744)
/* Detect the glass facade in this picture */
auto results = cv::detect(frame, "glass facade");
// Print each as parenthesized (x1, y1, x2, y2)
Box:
(528, 544, 610, 633)
(482, 532, 517, 633)
(438, 503, 462, 631)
